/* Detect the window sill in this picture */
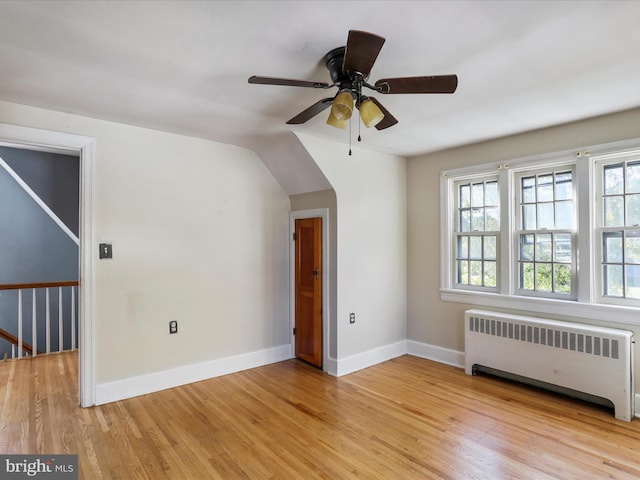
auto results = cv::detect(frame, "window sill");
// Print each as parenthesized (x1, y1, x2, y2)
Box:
(440, 288, 640, 327)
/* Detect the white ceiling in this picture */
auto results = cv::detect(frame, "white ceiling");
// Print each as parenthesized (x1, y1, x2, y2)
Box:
(1, 0, 639, 162)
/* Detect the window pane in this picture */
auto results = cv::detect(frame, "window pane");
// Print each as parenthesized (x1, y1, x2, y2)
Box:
(522, 176, 536, 203)
(457, 260, 469, 284)
(538, 174, 554, 202)
(460, 210, 470, 232)
(536, 263, 553, 291)
(604, 164, 624, 195)
(536, 234, 552, 262)
(522, 204, 536, 230)
(627, 162, 640, 194)
(625, 231, 640, 264)
(555, 171, 573, 200)
(520, 234, 534, 261)
(485, 206, 499, 231)
(460, 184, 471, 208)
(604, 196, 624, 227)
(457, 236, 469, 259)
(554, 233, 572, 262)
(521, 262, 534, 290)
(469, 236, 482, 258)
(538, 203, 554, 230)
(603, 231, 623, 263)
(484, 261, 497, 287)
(484, 236, 497, 260)
(471, 183, 484, 207)
(604, 264, 624, 297)
(470, 261, 483, 285)
(626, 194, 640, 226)
(554, 264, 572, 293)
(626, 265, 640, 299)
(471, 208, 485, 231)
(485, 181, 499, 206)
(555, 201, 573, 229)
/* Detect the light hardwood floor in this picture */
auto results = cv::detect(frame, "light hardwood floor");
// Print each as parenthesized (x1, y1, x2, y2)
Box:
(1, 352, 640, 479)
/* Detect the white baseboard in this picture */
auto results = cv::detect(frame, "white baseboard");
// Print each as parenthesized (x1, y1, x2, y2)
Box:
(335, 340, 407, 377)
(635, 394, 640, 419)
(406, 340, 465, 369)
(94, 344, 291, 405)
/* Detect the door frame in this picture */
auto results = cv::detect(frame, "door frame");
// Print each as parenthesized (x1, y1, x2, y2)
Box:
(290, 208, 330, 371)
(0, 122, 96, 407)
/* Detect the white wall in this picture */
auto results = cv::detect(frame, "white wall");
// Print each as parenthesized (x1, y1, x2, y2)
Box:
(296, 133, 407, 374)
(0, 101, 291, 399)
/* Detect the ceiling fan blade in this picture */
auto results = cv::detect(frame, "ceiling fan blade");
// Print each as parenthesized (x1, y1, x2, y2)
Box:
(375, 75, 458, 94)
(286, 98, 334, 124)
(342, 30, 385, 77)
(248, 75, 330, 89)
(369, 97, 398, 130)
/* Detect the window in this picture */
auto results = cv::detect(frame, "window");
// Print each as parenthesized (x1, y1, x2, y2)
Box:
(454, 179, 499, 289)
(515, 168, 575, 298)
(597, 156, 640, 302)
(440, 140, 640, 324)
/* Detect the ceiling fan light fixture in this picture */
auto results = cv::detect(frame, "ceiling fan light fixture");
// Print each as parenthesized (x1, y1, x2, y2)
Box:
(326, 111, 348, 129)
(358, 98, 385, 128)
(330, 89, 354, 121)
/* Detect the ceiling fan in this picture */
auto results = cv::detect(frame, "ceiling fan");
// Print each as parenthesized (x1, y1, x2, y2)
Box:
(248, 30, 458, 131)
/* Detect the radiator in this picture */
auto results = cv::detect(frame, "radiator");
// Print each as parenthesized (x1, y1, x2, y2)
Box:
(464, 309, 635, 421)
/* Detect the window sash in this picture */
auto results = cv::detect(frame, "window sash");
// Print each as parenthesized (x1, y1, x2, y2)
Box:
(453, 177, 500, 291)
(513, 166, 577, 298)
(594, 154, 640, 306)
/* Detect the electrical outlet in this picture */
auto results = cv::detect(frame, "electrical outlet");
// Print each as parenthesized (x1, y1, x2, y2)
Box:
(349, 313, 355, 324)
(169, 320, 178, 334)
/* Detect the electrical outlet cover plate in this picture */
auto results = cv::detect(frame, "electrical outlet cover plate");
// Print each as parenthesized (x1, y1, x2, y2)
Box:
(169, 321, 178, 334)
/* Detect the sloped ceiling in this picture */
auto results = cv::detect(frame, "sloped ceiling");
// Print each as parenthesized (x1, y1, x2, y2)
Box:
(1, 1, 639, 193)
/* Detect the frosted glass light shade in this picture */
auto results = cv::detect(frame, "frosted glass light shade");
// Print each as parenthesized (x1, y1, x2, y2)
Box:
(330, 90, 354, 121)
(326, 111, 348, 129)
(359, 98, 384, 128)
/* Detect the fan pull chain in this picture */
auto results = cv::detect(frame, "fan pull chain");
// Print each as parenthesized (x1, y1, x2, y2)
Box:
(357, 90, 362, 143)
(348, 116, 352, 155)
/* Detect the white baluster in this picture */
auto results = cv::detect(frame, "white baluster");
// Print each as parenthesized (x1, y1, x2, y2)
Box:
(71, 286, 76, 351)
(32, 288, 37, 357)
(58, 287, 63, 353)
(17, 289, 23, 358)
(46, 288, 51, 354)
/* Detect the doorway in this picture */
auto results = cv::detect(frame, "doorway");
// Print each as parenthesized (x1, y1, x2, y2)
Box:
(0, 123, 95, 407)
(290, 209, 329, 370)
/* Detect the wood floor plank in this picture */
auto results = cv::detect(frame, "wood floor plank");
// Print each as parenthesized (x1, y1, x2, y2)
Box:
(2, 352, 640, 479)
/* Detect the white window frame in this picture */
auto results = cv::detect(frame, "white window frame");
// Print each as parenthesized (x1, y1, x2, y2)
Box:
(593, 150, 640, 309)
(512, 163, 578, 301)
(440, 138, 640, 327)
(451, 175, 501, 293)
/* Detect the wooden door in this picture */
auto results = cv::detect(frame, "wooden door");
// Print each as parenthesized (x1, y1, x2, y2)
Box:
(294, 217, 322, 367)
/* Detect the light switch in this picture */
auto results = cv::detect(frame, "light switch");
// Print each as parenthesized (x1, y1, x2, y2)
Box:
(99, 243, 113, 259)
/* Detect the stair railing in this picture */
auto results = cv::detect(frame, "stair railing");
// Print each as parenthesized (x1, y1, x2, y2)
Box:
(0, 281, 79, 360)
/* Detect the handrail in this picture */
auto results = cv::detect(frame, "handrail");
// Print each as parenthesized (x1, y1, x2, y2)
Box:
(0, 281, 79, 291)
(0, 327, 39, 355)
